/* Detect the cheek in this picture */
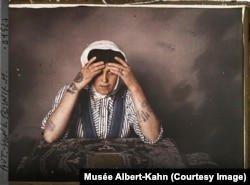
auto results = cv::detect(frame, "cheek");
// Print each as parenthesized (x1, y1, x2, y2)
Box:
(109, 75, 118, 85)
(110, 74, 118, 80)
(92, 75, 102, 85)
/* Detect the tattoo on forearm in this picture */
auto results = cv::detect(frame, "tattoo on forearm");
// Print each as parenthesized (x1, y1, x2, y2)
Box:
(137, 110, 150, 122)
(137, 100, 154, 123)
(47, 119, 55, 132)
(67, 82, 78, 94)
(74, 72, 83, 83)
(142, 100, 153, 113)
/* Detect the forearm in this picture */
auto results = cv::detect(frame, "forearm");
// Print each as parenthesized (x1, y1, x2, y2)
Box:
(43, 87, 80, 143)
(129, 82, 161, 142)
(43, 64, 95, 143)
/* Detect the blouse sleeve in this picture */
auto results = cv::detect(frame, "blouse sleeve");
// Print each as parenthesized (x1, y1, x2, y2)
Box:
(125, 91, 164, 144)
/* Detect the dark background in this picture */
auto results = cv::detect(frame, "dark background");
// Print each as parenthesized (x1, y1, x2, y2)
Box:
(9, 6, 244, 171)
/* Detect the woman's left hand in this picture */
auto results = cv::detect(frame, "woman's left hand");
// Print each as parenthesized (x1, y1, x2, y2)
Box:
(107, 57, 139, 91)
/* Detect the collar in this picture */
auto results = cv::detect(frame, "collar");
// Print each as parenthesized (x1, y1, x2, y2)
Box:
(90, 85, 112, 100)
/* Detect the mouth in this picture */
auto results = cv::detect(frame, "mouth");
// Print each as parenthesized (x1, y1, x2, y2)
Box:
(99, 85, 110, 90)
(97, 85, 111, 95)
(99, 84, 109, 87)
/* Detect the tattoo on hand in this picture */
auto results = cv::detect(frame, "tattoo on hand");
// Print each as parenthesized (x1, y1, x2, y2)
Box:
(47, 119, 55, 132)
(67, 82, 78, 94)
(74, 72, 83, 83)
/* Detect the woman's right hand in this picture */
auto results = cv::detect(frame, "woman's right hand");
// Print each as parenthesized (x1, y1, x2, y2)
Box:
(67, 57, 105, 94)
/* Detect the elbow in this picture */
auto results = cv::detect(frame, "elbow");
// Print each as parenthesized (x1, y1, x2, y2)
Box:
(44, 137, 55, 144)
(43, 131, 58, 143)
(143, 133, 159, 144)
(145, 128, 163, 144)
(147, 135, 159, 143)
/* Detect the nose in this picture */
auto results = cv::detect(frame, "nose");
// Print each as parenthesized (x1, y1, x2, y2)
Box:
(101, 66, 109, 83)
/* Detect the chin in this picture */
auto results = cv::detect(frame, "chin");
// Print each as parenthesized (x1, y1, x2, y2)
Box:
(99, 92, 109, 95)
(97, 89, 111, 95)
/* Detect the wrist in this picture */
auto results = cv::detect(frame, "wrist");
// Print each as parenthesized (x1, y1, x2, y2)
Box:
(128, 84, 143, 94)
(66, 82, 81, 95)
(127, 78, 141, 91)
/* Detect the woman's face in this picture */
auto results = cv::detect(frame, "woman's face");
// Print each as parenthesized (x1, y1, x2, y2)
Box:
(92, 64, 118, 95)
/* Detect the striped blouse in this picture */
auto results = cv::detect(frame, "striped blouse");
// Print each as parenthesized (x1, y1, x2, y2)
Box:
(41, 85, 163, 144)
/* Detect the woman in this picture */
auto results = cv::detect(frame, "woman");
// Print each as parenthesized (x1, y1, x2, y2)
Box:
(41, 40, 163, 144)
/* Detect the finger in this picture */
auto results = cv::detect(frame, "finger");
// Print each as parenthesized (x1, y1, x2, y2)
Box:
(114, 56, 129, 67)
(85, 56, 97, 66)
(88, 61, 104, 72)
(87, 60, 104, 71)
(109, 67, 125, 77)
(91, 69, 103, 76)
(109, 69, 122, 76)
(107, 62, 127, 71)
(107, 64, 127, 77)
(93, 64, 105, 72)
(107, 66, 121, 73)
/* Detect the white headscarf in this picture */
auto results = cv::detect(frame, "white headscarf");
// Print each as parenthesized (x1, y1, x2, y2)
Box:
(80, 40, 127, 66)
(80, 40, 127, 96)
